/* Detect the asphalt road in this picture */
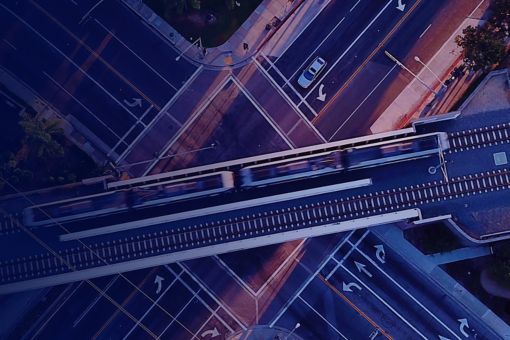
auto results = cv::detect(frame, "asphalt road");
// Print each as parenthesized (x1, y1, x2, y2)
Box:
(262, 0, 483, 140)
(3, 110, 510, 290)
(264, 229, 496, 339)
(3, 228, 498, 339)
(0, 0, 197, 160)
(0, 1, 504, 339)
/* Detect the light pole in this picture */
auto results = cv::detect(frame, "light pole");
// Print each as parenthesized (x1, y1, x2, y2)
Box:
(385, 51, 437, 95)
(115, 143, 216, 170)
(283, 323, 300, 340)
(79, 0, 105, 24)
(175, 37, 202, 61)
(414, 56, 447, 89)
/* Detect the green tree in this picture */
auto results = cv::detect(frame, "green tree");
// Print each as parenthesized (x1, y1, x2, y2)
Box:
(455, 25, 506, 71)
(19, 114, 65, 160)
(489, 0, 510, 37)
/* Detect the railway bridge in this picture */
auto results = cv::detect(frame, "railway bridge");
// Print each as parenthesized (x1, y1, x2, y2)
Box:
(1, 110, 510, 294)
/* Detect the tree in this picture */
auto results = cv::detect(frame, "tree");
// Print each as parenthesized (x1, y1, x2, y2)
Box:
(489, 0, 510, 37)
(19, 114, 65, 160)
(455, 25, 506, 71)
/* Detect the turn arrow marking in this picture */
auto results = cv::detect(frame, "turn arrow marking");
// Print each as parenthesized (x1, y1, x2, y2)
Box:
(317, 84, 326, 102)
(396, 0, 406, 11)
(458, 318, 469, 338)
(201, 327, 220, 338)
(123, 97, 142, 108)
(374, 244, 386, 264)
(154, 275, 164, 295)
(342, 281, 362, 292)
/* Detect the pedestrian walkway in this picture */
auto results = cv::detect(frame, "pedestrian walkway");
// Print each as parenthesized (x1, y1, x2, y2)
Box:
(123, 0, 330, 69)
(370, 1, 489, 133)
(372, 224, 510, 339)
(428, 246, 492, 265)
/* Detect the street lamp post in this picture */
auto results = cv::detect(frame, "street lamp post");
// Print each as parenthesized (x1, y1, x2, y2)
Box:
(175, 37, 203, 61)
(79, 0, 105, 24)
(414, 56, 447, 89)
(283, 323, 300, 340)
(385, 51, 437, 95)
(115, 143, 216, 171)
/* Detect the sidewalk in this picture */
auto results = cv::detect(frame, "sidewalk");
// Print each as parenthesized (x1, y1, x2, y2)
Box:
(370, 2, 488, 133)
(372, 224, 510, 339)
(428, 246, 492, 265)
(123, 0, 330, 69)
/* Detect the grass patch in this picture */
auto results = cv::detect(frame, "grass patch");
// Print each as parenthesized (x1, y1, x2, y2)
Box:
(143, 0, 263, 47)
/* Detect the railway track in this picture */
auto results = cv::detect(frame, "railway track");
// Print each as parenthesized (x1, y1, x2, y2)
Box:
(447, 123, 510, 153)
(0, 213, 22, 237)
(2, 168, 510, 285)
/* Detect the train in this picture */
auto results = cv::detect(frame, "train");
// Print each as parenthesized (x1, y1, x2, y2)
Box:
(239, 151, 343, 187)
(23, 172, 234, 227)
(23, 132, 449, 227)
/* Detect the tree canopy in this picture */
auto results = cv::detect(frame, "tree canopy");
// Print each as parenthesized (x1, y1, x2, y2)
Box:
(489, 0, 510, 37)
(455, 25, 506, 71)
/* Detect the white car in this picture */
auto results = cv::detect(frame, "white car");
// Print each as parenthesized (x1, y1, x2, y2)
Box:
(297, 57, 327, 88)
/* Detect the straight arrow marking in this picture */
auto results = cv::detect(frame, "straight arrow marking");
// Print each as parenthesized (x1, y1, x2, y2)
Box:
(354, 261, 373, 278)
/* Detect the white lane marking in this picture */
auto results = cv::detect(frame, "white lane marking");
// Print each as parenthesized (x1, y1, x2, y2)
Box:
(122, 272, 181, 340)
(269, 231, 355, 326)
(157, 288, 201, 339)
(273, 0, 335, 64)
(352, 244, 463, 340)
(68, 0, 78, 5)
(0, 4, 141, 122)
(73, 275, 119, 327)
(328, 64, 397, 141)
(298, 296, 349, 339)
(253, 55, 325, 142)
(2, 38, 17, 50)
(141, 68, 226, 175)
(326, 230, 369, 280)
(230, 75, 295, 149)
(214, 256, 257, 296)
(93, 19, 178, 91)
(302, 0, 394, 102)
(108, 104, 153, 158)
(287, 17, 346, 84)
(192, 306, 222, 340)
(419, 24, 432, 39)
(258, 53, 319, 118)
(43, 72, 123, 140)
(350, 0, 362, 12)
(170, 264, 247, 331)
(29, 282, 84, 338)
(340, 263, 428, 339)
(115, 64, 201, 165)
(255, 239, 306, 296)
